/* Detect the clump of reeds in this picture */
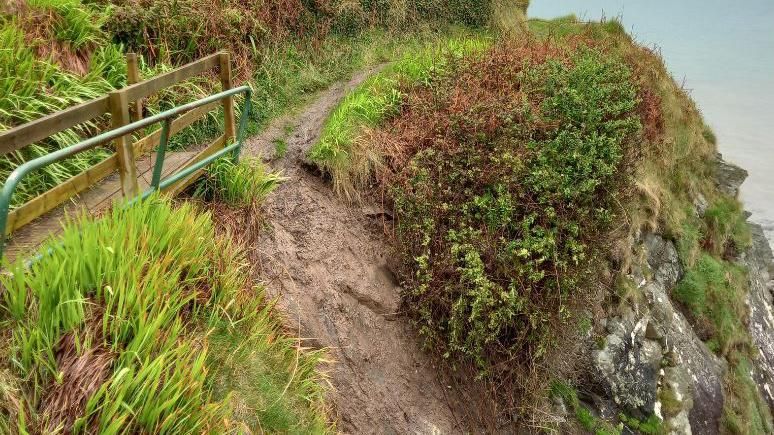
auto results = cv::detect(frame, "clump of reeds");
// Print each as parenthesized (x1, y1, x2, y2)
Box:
(0, 195, 329, 432)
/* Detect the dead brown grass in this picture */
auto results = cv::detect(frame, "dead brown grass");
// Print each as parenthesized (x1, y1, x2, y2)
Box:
(615, 39, 716, 242)
(13, 0, 94, 75)
(1, 337, 24, 432)
(38, 329, 113, 433)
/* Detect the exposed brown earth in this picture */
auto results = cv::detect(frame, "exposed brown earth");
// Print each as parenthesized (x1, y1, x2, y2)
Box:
(238, 68, 483, 434)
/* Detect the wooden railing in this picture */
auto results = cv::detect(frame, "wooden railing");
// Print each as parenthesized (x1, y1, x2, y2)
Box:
(0, 51, 236, 235)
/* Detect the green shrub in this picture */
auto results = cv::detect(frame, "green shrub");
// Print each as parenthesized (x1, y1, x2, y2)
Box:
(105, 0, 500, 68)
(388, 43, 642, 372)
(413, 0, 494, 27)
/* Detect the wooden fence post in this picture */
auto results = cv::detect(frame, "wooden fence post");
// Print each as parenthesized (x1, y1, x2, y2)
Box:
(218, 51, 236, 144)
(126, 53, 143, 122)
(108, 90, 139, 198)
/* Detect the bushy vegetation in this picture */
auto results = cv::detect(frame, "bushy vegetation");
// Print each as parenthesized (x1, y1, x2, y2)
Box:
(0, 195, 328, 433)
(309, 14, 772, 432)
(522, 17, 771, 433)
(381, 41, 642, 374)
(105, 0, 501, 68)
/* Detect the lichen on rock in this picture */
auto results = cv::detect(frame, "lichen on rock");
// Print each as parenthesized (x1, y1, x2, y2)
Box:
(593, 232, 727, 434)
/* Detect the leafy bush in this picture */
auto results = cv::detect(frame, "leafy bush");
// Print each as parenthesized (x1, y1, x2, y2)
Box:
(383, 41, 642, 372)
(105, 0, 503, 68)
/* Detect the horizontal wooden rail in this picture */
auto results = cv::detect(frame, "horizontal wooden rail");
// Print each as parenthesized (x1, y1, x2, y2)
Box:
(122, 52, 222, 104)
(5, 155, 119, 233)
(0, 51, 224, 158)
(0, 51, 234, 238)
(0, 97, 111, 156)
(4, 101, 221, 234)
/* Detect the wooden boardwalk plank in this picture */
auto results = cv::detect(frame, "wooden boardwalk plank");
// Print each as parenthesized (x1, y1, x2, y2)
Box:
(4, 151, 197, 263)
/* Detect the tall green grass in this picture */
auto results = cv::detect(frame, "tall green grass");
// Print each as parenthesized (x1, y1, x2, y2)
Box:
(0, 17, 118, 208)
(0, 196, 329, 433)
(194, 157, 285, 206)
(25, 0, 107, 49)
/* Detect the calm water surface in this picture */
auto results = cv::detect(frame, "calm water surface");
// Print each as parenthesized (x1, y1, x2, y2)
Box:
(530, 0, 774, 247)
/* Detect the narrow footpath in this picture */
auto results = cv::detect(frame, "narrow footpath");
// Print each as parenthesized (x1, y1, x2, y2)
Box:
(239, 68, 479, 433)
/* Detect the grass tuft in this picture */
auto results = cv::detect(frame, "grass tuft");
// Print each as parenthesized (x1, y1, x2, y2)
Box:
(673, 254, 750, 356)
(194, 157, 286, 206)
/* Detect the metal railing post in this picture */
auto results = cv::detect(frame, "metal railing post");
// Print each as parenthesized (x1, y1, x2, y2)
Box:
(233, 89, 252, 162)
(150, 119, 171, 190)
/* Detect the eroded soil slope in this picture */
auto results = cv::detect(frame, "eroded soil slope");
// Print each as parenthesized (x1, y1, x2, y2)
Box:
(242, 69, 476, 433)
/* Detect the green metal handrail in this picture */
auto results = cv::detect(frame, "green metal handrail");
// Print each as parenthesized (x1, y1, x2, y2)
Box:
(0, 85, 253, 259)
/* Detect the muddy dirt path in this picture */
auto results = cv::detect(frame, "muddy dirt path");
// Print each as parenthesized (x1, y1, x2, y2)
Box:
(242, 68, 476, 433)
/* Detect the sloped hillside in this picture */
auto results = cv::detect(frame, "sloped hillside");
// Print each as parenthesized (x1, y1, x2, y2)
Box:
(306, 14, 774, 434)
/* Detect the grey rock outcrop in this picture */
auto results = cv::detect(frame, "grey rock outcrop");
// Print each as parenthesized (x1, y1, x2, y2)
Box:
(641, 265, 725, 434)
(661, 366, 693, 434)
(593, 233, 726, 434)
(644, 233, 682, 289)
(714, 154, 748, 198)
(741, 222, 774, 409)
(595, 313, 662, 415)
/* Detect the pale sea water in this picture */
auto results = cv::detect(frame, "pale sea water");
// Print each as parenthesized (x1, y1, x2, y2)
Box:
(530, 0, 774, 248)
